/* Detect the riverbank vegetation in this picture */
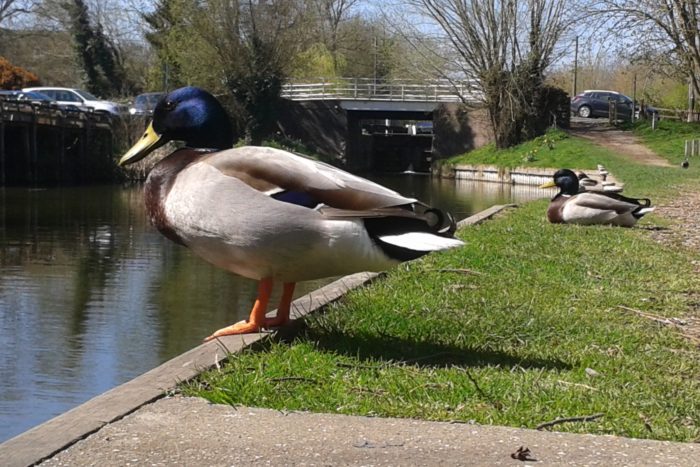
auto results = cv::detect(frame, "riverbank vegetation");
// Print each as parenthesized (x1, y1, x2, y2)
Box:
(184, 126, 700, 442)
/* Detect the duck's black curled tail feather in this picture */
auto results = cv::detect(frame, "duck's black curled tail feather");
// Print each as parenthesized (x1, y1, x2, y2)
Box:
(363, 205, 462, 262)
(605, 192, 652, 207)
(422, 207, 458, 236)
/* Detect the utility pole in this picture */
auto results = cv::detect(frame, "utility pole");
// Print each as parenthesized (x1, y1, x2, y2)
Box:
(572, 36, 578, 97)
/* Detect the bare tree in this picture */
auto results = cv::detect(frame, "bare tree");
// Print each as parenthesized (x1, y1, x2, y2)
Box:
(0, 0, 37, 25)
(395, 0, 574, 147)
(590, 1, 700, 111)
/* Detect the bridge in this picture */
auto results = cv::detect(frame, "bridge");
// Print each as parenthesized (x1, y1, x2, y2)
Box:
(281, 77, 480, 112)
(278, 77, 488, 172)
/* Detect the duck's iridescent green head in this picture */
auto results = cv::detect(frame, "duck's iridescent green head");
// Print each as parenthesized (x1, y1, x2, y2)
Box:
(119, 87, 234, 166)
(539, 168, 579, 195)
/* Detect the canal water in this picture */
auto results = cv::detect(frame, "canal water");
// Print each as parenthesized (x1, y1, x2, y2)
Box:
(0, 176, 548, 442)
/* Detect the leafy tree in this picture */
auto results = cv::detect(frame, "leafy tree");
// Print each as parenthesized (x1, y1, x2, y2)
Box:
(63, 0, 131, 96)
(311, 0, 359, 74)
(141, 0, 192, 90)
(144, 1, 306, 144)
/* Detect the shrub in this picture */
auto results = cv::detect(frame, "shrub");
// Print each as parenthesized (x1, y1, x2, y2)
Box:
(0, 56, 40, 89)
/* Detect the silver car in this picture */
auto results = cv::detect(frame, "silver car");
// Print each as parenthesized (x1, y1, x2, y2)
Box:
(22, 87, 126, 116)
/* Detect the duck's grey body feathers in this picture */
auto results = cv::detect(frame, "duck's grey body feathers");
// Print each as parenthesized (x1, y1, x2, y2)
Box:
(147, 146, 461, 282)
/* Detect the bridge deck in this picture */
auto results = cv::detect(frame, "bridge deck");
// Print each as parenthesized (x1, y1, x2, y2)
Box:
(281, 78, 480, 103)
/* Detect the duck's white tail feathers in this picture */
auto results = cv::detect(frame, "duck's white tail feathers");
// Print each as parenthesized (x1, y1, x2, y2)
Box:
(636, 206, 655, 217)
(378, 232, 464, 252)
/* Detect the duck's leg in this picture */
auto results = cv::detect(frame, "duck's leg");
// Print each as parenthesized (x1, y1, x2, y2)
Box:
(204, 278, 273, 342)
(264, 282, 296, 327)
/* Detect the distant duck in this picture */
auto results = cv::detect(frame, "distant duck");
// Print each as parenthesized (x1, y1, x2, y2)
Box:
(540, 169, 655, 227)
(577, 171, 623, 193)
(119, 87, 463, 340)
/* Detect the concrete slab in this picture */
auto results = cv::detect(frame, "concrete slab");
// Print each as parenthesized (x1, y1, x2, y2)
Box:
(40, 397, 700, 467)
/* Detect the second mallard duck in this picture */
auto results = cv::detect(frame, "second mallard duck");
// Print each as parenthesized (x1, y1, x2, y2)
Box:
(540, 169, 655, 227)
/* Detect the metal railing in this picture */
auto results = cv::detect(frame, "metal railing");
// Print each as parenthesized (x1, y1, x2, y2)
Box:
(281, 77, 481, 103)
(0, 98, 113, 129)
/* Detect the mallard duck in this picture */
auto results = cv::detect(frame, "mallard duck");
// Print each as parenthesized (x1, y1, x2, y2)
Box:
(119, 87, 463, 340)
(539, 169, 654, 226)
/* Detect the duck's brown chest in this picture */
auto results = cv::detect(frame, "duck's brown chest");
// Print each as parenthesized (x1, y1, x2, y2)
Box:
(546, 196, 566, 223)
(144, 149, 210, 246)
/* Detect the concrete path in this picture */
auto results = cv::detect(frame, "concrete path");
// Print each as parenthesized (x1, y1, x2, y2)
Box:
(40, 396, 700, 466)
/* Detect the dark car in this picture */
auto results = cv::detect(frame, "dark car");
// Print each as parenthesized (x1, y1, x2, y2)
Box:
(129, 92, 164, 116)
(570, 90, 634, 119)
(572, 90, 658, 120)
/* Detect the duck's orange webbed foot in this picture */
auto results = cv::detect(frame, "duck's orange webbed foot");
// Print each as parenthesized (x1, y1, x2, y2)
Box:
(203, 280, 297, 342)
(204, 278, 273, 342)
(204, 320, 264, 341)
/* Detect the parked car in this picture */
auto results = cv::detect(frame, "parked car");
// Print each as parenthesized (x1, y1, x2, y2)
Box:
(571, 90, 658, 120)
(22, 87, 126, 117)
(129, 92, 164, 116)
(570, 90, 634, 118)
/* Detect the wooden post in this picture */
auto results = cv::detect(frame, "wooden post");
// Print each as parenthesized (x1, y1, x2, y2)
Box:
(652, 111, 658, 130)
(58, 112, 65, 183)
(23, 125, 31, 184)
(30, 109, 38, 185)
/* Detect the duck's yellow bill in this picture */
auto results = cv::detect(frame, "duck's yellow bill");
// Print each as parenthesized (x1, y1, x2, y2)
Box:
(539, 181, 556, 189)
(119, 122, 165, 166)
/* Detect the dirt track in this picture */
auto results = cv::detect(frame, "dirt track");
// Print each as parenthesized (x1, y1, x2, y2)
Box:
(568, 118, 672, 167)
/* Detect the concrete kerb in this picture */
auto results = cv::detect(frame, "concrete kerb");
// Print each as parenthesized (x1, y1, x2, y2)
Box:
(0, 204, 515, 467)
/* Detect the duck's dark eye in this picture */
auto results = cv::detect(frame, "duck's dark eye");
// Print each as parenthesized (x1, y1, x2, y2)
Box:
(163, 100, 176, 111)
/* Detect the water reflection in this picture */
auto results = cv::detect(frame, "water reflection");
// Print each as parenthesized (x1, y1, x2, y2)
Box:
(0, 177, 547, 442)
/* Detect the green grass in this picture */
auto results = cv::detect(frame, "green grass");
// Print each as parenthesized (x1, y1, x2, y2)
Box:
(448, 128, 608, 170)
(633, 119, 700, 166)
(183, 125, 700, 442)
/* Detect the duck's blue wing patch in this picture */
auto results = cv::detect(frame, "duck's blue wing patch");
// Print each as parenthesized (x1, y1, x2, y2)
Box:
(270, 190, 322, 209)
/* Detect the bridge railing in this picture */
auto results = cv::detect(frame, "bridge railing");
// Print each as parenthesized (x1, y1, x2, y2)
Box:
(0, 98, 113, 129)
(281, 78, 481, 103)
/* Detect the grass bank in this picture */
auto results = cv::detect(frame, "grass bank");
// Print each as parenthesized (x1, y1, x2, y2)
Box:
(184, 126, 700, 442)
